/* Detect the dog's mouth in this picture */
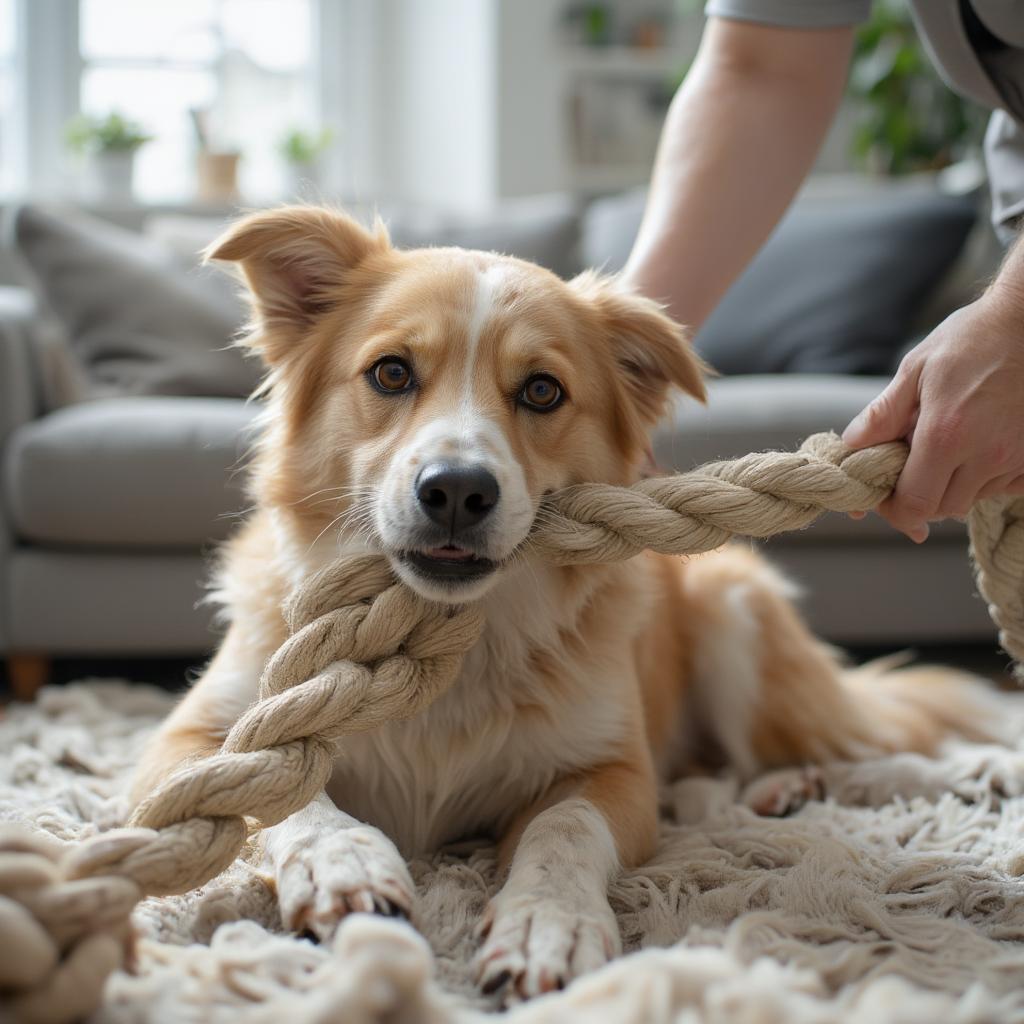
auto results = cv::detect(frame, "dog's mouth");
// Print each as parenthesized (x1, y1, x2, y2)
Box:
(400, 545, 499, 582)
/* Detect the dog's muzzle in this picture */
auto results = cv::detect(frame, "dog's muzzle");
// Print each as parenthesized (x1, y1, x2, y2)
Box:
(401, 461, 501, 584)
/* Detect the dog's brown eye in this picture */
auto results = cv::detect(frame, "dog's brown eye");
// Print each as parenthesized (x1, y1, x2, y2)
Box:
(519, 374, 564, 412)
(370, 358, 414, 394)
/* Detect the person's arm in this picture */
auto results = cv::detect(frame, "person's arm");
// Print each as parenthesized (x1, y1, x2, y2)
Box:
(620, 17, 856, 329)
(842, 234, 1024, 541)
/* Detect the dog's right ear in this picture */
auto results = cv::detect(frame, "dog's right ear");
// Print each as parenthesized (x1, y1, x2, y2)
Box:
(205, 205, 390, 362)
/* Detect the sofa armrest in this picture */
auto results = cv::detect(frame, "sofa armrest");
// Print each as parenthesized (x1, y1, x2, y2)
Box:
(0, 287, 41, 436)
(0, 285, 43, 654)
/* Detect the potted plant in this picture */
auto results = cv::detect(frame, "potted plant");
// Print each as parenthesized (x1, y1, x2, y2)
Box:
(849, 1, 985, 175)
(279, 127, 332, 197)
(66, 112, 153, 201)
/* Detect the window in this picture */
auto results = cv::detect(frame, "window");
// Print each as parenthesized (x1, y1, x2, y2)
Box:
(0, 0, 17, 196)
(78, 0, 316, 203)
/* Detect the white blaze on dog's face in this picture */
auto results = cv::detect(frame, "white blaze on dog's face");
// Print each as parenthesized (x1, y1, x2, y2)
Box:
(207, 207, 706, 603)
(363, 262, 539, 601)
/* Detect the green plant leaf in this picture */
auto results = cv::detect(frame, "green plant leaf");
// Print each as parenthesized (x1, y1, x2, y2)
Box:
(849, 3, 984, 175)
(65, 111, 152, 154)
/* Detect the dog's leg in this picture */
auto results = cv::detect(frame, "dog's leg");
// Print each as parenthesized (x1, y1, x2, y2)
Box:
(476, 751, 657, 1003)
(135, 617, 413, 940)
(261, 790, 415, 941)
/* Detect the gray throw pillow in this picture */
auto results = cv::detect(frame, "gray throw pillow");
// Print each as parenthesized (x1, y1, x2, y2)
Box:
(582, 188, 978, 375)
(10, 204, 259, 400)
(10, 195, 580, 403)
(381, 193, 582, 280)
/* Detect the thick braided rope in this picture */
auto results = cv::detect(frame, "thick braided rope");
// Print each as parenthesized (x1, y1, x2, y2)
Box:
(1, 556, 484, 1023)
(530, 432, 909, 564)
(3, 432, 1022, 1021)
(969, 495, 1024, 680)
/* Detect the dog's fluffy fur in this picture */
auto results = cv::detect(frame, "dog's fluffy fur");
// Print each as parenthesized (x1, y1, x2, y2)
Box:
(133, 206, 999, 1002)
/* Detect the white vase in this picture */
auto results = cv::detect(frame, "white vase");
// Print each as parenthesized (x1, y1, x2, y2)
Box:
(284, 161, 322, 200)
(89, 150, 136, 202)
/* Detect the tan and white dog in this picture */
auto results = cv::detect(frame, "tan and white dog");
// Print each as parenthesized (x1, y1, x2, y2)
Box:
(133, 206, 997, 1002)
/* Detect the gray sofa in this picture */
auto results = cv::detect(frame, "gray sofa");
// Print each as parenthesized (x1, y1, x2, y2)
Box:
(0, 187, 1000, 695)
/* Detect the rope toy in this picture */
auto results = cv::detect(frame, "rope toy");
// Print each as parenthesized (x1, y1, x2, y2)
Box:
(2, 432, 1022, 1021)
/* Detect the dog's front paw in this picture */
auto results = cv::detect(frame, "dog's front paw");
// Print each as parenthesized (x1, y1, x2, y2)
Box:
(274, 826, 415, 942)
(475, 891, 620, 1004)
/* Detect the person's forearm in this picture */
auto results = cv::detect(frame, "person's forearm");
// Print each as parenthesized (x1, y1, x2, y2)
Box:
(621, 18, 855, 329)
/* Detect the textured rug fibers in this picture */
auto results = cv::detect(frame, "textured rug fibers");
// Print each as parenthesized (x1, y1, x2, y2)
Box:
(5, 681, 1024, 1023)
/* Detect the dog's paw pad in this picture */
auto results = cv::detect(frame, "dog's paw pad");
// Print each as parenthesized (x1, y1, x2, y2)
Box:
(742, 765, 826, 817)
(276, 826, 415, 943)
(474, 894, 618, 1004)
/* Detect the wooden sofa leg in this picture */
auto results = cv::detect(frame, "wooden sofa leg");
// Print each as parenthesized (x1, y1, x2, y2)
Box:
(7, 654, 51, 701)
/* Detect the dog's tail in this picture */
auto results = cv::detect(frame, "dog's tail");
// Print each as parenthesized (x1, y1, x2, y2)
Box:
(742, 648, 1007, 779)
(836, 653, 1007, 751)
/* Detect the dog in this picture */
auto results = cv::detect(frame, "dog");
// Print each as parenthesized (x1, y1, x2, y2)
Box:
(132, 205, 999, 1003)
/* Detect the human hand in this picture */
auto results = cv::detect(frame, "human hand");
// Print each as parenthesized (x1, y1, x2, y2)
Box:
(842, 292, 1024, 542)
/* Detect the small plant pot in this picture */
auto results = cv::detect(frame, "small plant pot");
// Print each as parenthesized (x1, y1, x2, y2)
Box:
(196, 151, 241, 203)
(88, 150, 136, 202)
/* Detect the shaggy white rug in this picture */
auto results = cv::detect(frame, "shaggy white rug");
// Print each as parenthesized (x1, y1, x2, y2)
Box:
(5, 680, 1024, 1023)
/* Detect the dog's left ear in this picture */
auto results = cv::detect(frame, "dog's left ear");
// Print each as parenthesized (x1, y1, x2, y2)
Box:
(571, 271, 708, 427)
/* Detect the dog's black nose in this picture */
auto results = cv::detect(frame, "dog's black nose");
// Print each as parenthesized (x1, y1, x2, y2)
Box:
(416, 463, 500, 532)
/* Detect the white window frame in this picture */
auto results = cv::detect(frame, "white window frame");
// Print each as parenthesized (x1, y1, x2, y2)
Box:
(316, 0, 379, 202)
(15, 0, 79, 197)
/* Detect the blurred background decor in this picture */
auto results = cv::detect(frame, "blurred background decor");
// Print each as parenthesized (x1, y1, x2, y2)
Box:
(195, 148, 241, 203)
(849, 0, 987, 175)
(559, 1, 693, 194)
(64, 110, 152, 201)
(0, 0, 323, 207)
(279, 125, 332, 197)
(190, 106, 241, 204)
(0, 0, 994, 212)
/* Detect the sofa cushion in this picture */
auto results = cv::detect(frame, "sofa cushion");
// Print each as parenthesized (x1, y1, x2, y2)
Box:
(582, 187, 978, 375)
(384, 193, 582, 279)
(4, 397, 259, 548)
(652, 375, 965, 542)
(6, 377, 962, 551)
(10, 549, 218, 653)
(9, 204, 261, 402)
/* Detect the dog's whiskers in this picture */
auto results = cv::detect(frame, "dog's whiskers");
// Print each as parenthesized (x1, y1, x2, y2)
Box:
(330, 496, 383, 552)
(506, 544, 544, 596)
(291, 483, 375, 508)
(306, 508, 353, 555)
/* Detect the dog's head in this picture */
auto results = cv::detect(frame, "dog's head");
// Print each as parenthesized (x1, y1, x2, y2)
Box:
(209, 206, 705, 603)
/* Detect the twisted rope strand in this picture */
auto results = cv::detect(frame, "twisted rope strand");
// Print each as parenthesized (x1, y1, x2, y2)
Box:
(969, 495, 1024, 678)
(529, 435, 909, 565)
(3, 432, 1022, 1021)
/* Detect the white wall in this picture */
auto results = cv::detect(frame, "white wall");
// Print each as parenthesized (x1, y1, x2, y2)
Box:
(355, 0, 572, 211)
(494, 0, 566, 199)
(368, 0, 497, 211)
(350, 0, 703, 211)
